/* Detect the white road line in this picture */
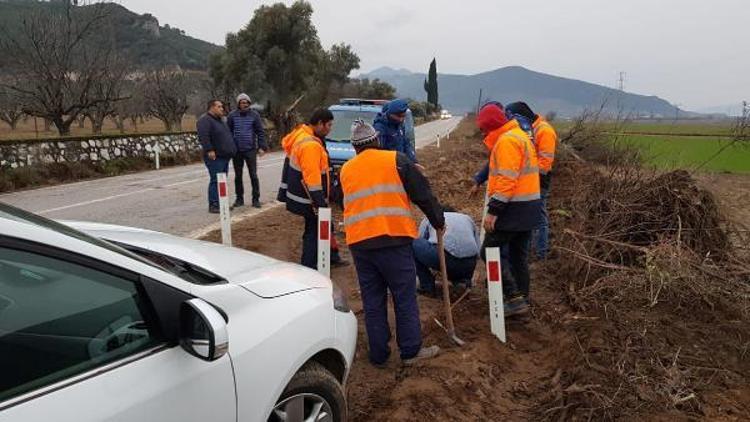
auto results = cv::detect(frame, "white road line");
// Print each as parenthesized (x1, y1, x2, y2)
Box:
(37, 158, 287, 214)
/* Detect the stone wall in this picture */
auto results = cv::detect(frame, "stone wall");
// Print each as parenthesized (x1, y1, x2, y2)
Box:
(0, 132, 201, 170)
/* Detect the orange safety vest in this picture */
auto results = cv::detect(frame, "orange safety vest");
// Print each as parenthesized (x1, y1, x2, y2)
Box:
(532, 117, 557, 175)
(340, 149, 417, 246)
(487, 120, 541, 204)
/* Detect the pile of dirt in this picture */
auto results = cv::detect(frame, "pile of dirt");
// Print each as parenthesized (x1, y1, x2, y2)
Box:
(538, 152, 750, 419)
(202, 120, 750, 421)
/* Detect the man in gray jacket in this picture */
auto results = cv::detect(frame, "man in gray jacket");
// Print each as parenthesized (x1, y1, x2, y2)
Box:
(412, 206, 479, 296)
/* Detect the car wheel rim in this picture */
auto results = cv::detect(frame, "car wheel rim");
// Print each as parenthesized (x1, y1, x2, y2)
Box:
(271, 393, 333, 422)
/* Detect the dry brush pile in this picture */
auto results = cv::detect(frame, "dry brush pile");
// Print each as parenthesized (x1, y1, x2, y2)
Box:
(535, 141, 750, 419)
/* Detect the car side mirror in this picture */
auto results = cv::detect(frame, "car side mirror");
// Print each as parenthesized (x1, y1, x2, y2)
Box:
(180, 298, 228, 361)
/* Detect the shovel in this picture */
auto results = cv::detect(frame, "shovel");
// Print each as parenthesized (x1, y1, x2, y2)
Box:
(435, 229, 466, 346)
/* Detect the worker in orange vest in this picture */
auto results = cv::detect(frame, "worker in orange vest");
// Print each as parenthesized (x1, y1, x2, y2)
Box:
(476, 103, 543, 317)
(340, 119, 445, 367)
(277, 109, 345, 269)
(506, 102, 557, 259)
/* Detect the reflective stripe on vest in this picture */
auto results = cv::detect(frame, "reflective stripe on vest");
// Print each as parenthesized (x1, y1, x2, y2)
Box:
(344, 206, 413, 226)
(343, 183, 406, 206)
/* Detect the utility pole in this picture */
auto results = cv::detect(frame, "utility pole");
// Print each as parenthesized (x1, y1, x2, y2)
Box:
(476, 88, 483, 114)
(618, 71, 626, 91)
(743, 100, 749, 118)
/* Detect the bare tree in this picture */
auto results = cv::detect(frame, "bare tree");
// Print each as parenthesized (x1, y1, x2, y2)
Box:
(142, 69, 191, 132)
(84, 57, 130, 134)
(0, 2, 120, 136)
(0, 85, 24, 131)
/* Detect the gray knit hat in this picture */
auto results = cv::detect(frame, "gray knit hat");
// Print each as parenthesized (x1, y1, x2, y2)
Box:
(350, 119, 379, 147)
(236, 93, 251, 105)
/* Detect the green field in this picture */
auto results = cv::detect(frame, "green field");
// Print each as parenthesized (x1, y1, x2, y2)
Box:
(614, 133, 749, 173)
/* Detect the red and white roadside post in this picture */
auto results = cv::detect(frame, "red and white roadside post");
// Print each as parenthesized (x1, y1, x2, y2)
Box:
(217, 173, 232, 247)
(485, 246, 506, 343)
(317, 207, 332, 277)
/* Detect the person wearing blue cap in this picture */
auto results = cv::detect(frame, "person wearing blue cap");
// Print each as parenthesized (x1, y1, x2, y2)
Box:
(373, 99, 418, 163)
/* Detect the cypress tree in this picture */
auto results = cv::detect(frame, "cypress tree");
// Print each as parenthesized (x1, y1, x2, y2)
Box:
(423, 58, 439, 108)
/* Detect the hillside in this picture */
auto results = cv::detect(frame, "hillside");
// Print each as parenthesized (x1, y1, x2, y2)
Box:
(0, 0, 222, 71)
(362, 66, 688, 119)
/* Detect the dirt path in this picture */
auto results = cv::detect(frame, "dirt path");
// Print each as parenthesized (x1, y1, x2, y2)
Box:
(203, 121, 750, 421)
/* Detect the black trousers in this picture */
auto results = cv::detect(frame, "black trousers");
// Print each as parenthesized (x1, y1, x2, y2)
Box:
(233, 150, 259, 201)
(481, 230, 532, 299)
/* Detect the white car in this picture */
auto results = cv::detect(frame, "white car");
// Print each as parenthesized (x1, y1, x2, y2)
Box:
(0, 203, 357, 422)
(440, 110, 452, 120)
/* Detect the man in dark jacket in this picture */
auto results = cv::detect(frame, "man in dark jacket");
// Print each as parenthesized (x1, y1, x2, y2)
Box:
(341, 119, 445, 367)
(373, 99, 418, 163)
(197, 99, 237, 214)
(227, 93, 267, 208)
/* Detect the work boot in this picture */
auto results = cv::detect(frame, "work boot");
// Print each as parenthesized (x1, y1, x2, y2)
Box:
(252, 199, 261, 208)
(402, 345, 440, 366)
(504, 296, 530, 317)
(233, 197, 244, 208)
(208, 205, 220, 214)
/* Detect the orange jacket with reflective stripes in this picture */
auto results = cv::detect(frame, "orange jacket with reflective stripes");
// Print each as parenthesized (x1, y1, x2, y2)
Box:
(289, 126, 329, 194)
(340, 149, 417, 246)
(532, 117, 557, 175)
(486, 120, 543, 231)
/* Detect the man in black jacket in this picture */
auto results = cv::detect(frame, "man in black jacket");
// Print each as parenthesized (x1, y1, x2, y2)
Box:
(197, 99, 237, 214)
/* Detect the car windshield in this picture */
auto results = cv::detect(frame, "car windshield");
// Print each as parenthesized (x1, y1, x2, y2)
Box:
(328, 110, 379, 142)
(0, 203, 169, 276)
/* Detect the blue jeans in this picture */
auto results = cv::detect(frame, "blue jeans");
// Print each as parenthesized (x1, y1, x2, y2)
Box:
(532, 184, 550, 259)
(412, 238, 477, 293)
(351, 244, 422, 364)
(204, 156, 230, 207)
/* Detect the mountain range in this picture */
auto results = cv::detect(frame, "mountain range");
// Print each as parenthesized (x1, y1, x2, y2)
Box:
(361, 66, 693, 119)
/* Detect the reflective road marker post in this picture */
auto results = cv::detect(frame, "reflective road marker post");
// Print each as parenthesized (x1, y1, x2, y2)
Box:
(154, 144, 161, 170)
(217, 173, 232, 247)
(486, 246, 506, 343)
(317, 207, 331, 277)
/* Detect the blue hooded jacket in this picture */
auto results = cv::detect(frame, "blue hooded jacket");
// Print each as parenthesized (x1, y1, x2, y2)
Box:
(373, 99, 417, 163)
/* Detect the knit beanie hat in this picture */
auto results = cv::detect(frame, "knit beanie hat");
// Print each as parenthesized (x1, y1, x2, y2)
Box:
(236, 93, 251, 105)
(476, 103, 508, 134)
(385, 98, 409, 115)
(505, 101, 535, 121)
(350, 119, 379, 147)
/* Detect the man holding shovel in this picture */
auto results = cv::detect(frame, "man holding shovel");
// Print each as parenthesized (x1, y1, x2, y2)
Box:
(340, 119, 445, 367)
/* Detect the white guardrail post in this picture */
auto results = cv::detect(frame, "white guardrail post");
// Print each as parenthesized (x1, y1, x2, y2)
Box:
(485, 246, 506, 343)
(317, 207, 331, 277)
(154, 144, 161, 170)
(217, 173, 232, 247)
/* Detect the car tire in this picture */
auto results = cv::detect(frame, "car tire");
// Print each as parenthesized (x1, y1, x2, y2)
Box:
(268, 361, 347, 422)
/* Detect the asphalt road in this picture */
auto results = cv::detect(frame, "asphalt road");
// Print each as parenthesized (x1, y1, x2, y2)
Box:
(1, 117, 463, 237)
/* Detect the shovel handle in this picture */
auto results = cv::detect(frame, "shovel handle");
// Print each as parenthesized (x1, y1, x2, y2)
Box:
(437, 229, 458, 337)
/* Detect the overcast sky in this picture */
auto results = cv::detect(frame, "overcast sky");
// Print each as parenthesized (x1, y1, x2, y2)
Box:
(117, 0, 748, 111)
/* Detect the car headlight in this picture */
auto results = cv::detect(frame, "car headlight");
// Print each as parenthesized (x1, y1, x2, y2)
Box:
(332, 282, 350, 313)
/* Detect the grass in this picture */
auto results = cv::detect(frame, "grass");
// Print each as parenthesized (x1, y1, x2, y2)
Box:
(0, 116, 199, 141)
(613, 133, 750, 173)
(555, 120, 734, 136)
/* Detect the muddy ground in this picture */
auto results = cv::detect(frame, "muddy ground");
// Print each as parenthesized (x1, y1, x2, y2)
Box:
(203, 121, 750, 421)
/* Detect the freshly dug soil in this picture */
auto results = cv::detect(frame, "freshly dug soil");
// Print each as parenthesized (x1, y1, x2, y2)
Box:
(203, 120, 750, 421)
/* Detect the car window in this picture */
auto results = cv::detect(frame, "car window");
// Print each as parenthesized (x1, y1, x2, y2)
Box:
(0, 246, 163, 403)
(328, 109, 379, 142)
